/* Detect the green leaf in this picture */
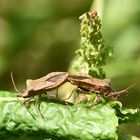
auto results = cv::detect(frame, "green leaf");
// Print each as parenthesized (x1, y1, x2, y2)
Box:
(109, 101, 140, 124)
(0, 91, 118, 140)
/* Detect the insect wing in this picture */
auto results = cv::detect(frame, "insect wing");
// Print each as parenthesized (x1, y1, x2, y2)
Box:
(90, 78, 110, 87)
(25, 72, 68, 91)
(68, 73, 92, 80)
(45, 72, 68, 89)
(32, 72, 68, 91)
(36, 72, 67, 82)
(32, 81, 55, 91)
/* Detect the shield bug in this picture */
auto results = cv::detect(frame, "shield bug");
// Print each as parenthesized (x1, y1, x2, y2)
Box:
(11, 72, 68, 98)
(67, 73, 135, 105)
(11, 72, 68, 118)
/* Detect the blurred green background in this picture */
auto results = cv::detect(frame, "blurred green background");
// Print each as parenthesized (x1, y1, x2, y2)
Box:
(0, 0, 139, 137)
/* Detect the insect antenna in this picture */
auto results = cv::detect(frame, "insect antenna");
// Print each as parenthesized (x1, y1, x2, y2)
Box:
(11, 72, 36, 120)
(11, 72, 21, 93)
(109, 83, 136, 98)
(127, 83, 136, 90)
(117, 83, 136, 95)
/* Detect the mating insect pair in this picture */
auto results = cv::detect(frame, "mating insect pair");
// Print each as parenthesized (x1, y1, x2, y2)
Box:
(11, 72, 134, 118)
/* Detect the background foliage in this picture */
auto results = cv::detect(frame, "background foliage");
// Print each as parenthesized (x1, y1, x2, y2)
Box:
(0, 0, 139, 137)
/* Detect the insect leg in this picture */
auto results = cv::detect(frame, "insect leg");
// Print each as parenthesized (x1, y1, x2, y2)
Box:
(44, 91, 48, 99)
(34, 95, 44, 119)
(76, 91, 80, 104)
(56, 88, 59, 98)
(16, 96, 36, 120)
(63, 88, 76, 100)
(89, 94, 100, 109)
(23, 97, 33, 107)
(76, 88, 91, 94)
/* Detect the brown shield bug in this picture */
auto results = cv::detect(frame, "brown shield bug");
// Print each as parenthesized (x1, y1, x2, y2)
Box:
(11, 72, 68, 98)
(11, 72, 68, 118)
(67, 73, 135, 105)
